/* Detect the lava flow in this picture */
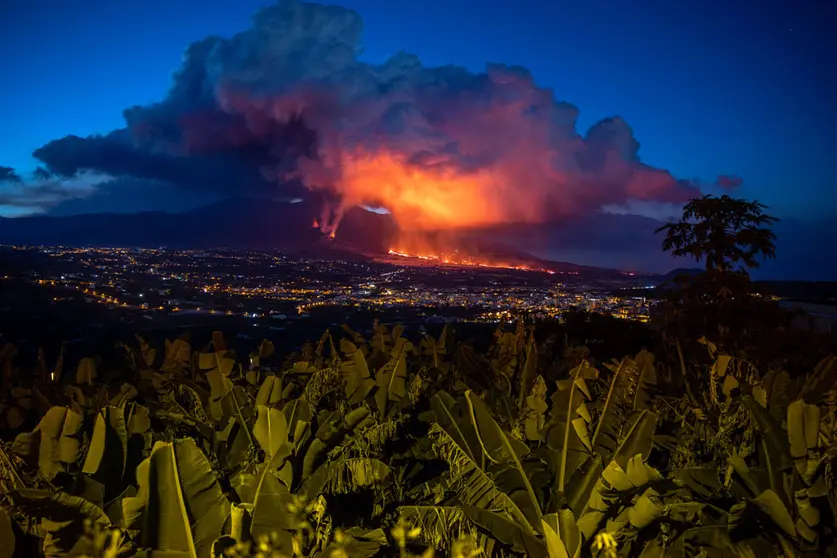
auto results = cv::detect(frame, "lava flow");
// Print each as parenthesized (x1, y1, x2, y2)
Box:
(386, 248, 555, 274)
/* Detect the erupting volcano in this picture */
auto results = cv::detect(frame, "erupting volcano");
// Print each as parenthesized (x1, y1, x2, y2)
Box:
(28, 0, 701, 271)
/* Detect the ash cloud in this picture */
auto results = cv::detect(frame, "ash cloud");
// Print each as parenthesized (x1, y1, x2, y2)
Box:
(0, 165, 112, 214)
(32, 0, 700, 225)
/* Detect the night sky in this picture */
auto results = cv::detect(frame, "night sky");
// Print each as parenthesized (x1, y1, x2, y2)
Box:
(1, 0, 835, 279)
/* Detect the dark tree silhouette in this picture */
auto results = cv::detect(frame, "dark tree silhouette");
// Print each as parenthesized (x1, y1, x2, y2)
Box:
(656, 194, 778, 273)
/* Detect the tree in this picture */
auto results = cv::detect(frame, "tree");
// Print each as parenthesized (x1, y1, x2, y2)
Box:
(656, 194, 778, 273)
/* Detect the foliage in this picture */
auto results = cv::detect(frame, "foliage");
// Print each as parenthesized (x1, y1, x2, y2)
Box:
(656, 194, 778, 273)
(1, 324, 837, 558)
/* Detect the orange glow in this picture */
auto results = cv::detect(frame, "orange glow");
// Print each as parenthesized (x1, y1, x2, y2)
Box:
(312, 218, 320, 228)
(301, 148, 567, 263)
(304, 149, 551, 233)
(386, 247, 555, 274)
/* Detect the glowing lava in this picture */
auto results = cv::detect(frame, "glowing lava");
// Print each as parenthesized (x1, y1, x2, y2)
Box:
(386, 248, 555, 274)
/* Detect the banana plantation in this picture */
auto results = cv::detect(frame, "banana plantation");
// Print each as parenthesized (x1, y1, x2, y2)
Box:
(1, 321, 836, 557)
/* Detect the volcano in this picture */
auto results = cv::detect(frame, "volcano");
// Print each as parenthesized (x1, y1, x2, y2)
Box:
(0, 198, 625, 276)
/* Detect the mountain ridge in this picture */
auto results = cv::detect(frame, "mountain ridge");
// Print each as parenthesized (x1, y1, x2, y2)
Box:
(0, 197, 628, 276)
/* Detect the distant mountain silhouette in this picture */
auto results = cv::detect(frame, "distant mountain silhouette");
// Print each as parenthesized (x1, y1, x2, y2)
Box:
(656, 268, 704, 284)
(0, 198, 626, 276)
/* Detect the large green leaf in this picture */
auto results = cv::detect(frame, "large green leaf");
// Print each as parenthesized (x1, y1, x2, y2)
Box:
(752, 489, 796, 537)
(465, 391, 543, 528)
(421, 325, 448, 369)
(577, 454, 663, 540)
(523, 375, 548, 441)
(430, 391, 484, 469)
(428, 422, 537, 536)
(255, 375, 283, 406)
(374, 338, 411, 418)
(250, 446, 295, 551)
(122, 439, 229, 558)
(671, 468, 722, 499)
(517, 334, 538, 412)
(542, 510, 581, 558)
(543, 363, 597, 494)
(253, 404, 289, 460)
(82, 406, 128, 482)
(282, 397, 313, 447)
(12, 406, 83, 481)
(611, 409, 657, 469)
(631, 349, 658, 411)
(741, 395, 793, 504)
(340, 339, 375, 404)
(564, 454, 604, 518)
(301, 406, 373, 479)
(216, 386, 256, 471)
(590, 357, 632, 461)
(10, 489, 111, 557)
(461, 505, 547, 558)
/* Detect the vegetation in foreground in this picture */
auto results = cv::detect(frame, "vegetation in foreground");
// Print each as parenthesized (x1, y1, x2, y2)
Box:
(1, 319, 836, 558)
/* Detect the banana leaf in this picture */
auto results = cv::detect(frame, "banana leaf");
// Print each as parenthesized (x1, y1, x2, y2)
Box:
(374, 338, 411, 418)
(253, 404, 289, 460)
(250, 445, 295, 551)
(255, 375, 284, 406)
(590, 357, 633, 461)
(543, 365, 597, 495)
(740, 395, 793, 505)
(340, 339, 375, 405)
(82, 406, 128, 485)
(12, 406, 83, 481)
(542, 510, 581, 558)
(122, 439, 230, 558)
(465, 391, 543, 528)
(10, 489, 112, 557)
(577, 454, 663, 540)
(301, 406, 373, 480)
(428, 421, 537, 536)
(461, 505, 547, 558)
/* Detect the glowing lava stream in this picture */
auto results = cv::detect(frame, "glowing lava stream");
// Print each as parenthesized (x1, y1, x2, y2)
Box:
(386, 249, 555, 274)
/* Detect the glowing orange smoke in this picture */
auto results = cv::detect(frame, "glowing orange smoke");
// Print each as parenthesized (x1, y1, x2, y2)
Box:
(301, 147, 555, 234)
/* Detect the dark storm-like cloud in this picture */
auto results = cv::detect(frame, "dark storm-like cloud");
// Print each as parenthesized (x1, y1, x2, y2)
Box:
(0, 165, 111, 213)
(31, 0, 704, 222)
(0, 166, 22, 183)
(33, 129, 310, 199)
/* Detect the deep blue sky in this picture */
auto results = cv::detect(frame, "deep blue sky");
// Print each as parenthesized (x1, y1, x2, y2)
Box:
(2, 0, 835, 218)
(1, 0, 836, 278)
(3, 0, 835, 218)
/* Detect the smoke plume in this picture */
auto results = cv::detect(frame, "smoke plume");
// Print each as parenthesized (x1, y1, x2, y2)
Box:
(33, 0, 698, 240)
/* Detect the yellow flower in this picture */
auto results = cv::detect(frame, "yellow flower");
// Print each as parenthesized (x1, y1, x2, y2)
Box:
(593, 532, 618, 557)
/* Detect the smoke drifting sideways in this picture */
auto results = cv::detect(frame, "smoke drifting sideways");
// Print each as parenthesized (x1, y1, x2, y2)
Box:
(33, 0, 698, 244)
